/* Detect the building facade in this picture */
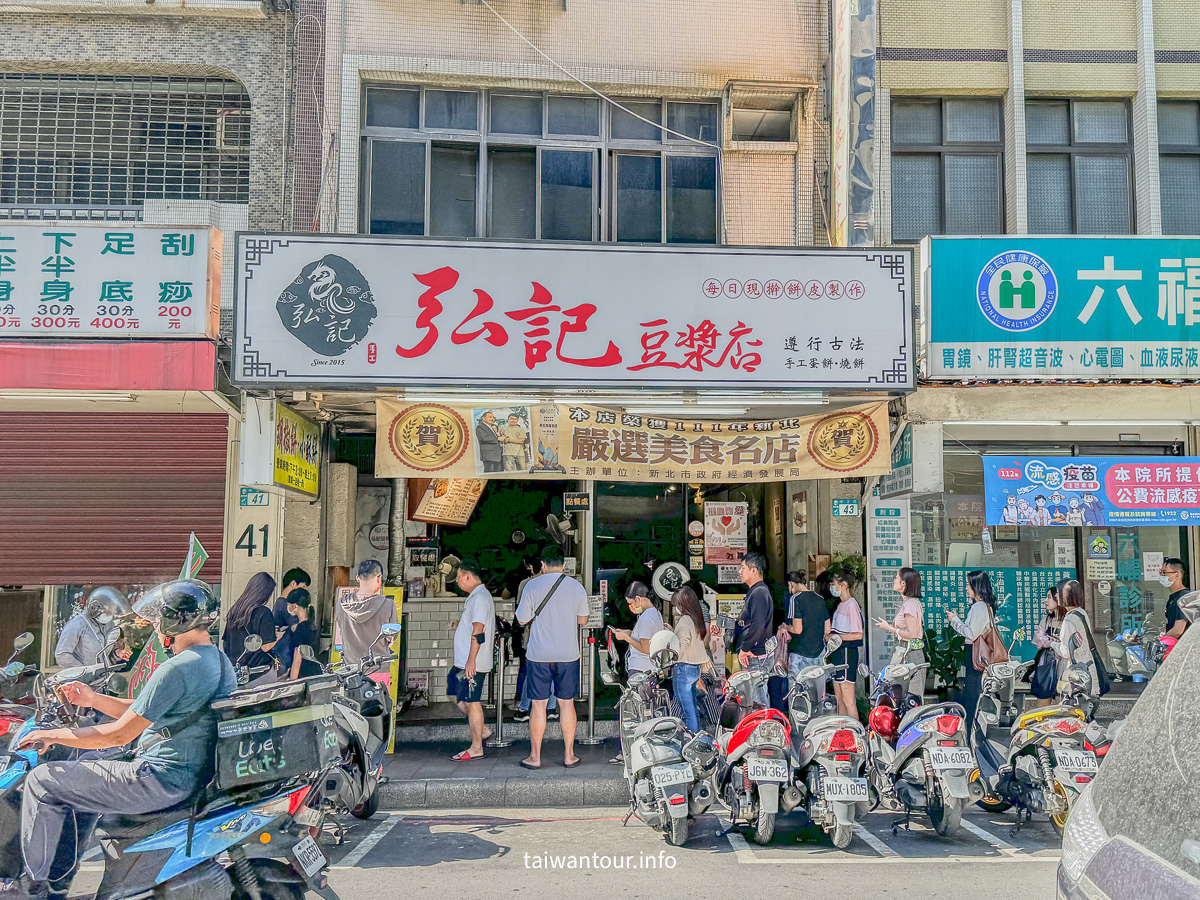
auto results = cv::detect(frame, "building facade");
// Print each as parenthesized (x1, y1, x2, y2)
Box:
(868, 0, 1200, 670)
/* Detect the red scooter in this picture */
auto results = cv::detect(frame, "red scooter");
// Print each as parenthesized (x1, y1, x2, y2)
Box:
(715, 667, 791, 844)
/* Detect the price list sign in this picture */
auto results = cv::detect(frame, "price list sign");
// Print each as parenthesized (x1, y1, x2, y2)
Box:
(916, 566, 1076, 662)
(0, 224, 218, 338)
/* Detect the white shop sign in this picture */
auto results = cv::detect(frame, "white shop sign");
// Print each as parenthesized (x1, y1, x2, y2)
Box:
(0, 224, 218, 338)
(233, 235, 914, 390)
(866, 496, 913, 674)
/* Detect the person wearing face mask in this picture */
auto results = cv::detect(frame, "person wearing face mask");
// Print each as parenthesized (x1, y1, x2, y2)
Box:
(827, 573, 864, 721)
(1160, 558, 1190, 640)
(55, 586, 130, 668)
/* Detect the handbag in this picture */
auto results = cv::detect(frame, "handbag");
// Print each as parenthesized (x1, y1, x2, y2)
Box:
(971, 607, 1011, 672)
(1029, 648, 1058, 699)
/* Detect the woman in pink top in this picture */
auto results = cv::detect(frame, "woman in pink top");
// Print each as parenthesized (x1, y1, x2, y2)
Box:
(874, 567, 925, 670)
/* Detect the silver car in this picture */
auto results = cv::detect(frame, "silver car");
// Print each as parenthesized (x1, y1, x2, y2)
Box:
(1057, 593, 1200, 899)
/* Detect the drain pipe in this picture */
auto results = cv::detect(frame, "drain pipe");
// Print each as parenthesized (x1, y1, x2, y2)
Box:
(386, 478, 406, 586)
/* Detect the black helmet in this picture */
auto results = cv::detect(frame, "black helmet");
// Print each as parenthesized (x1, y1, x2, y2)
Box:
(85, 586, 130, 622)
(153, 580, 218, 638)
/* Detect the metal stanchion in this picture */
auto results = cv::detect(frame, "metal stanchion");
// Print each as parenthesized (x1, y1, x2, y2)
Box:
(486, 635, 515, 749)
(579, 632, 604, 745)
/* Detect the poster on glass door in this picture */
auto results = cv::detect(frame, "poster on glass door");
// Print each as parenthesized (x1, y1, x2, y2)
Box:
(984, 456, 1200, 527)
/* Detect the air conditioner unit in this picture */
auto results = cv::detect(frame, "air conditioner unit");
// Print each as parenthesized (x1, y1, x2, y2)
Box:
(215, 109, 251, 157)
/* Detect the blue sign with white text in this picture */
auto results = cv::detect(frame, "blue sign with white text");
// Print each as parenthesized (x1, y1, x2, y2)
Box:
(983, 456, 1200, 527)
(925, 236, 1200, 379)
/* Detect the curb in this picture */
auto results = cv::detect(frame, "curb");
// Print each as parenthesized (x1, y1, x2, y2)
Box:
(380, 776, 631, 809)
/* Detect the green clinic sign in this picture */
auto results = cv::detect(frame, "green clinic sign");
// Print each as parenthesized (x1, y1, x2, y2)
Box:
(924, 236, 1200, 380)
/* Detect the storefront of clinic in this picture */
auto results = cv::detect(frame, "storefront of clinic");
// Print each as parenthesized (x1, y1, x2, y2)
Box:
(868, 236, 1200, 678)
(232, 234, 916, 701)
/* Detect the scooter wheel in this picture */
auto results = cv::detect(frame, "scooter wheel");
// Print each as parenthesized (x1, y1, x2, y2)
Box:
(976, 795, 1013, 813)
(666, 815, 689, 846)
(751, 809, 775, 845)
(352, 789, 380, 820)
(832, 822, 853, 849)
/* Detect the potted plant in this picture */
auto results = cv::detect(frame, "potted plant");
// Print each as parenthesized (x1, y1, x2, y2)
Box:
(924, 625, 965, 701)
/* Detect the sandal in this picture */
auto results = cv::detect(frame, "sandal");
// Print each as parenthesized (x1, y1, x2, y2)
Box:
(451, 749, 484, 761)
(609, 755, 624, 765)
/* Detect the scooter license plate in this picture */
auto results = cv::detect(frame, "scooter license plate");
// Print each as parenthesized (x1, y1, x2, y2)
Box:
(747, 758, 790, 782)
(651, 763, 693, 787)
(928, 746, 975, 770)
(293, 834, 326, 878)
(822, 777, 868, 801)
(1056, 749, 1098, 772)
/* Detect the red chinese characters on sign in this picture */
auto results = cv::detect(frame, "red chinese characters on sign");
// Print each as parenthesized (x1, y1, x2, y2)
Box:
(629, 319, 762, 373)
(1106, 463, 1200, 508)
(393, 266, 767, 377)
(394, 267, 621, 370)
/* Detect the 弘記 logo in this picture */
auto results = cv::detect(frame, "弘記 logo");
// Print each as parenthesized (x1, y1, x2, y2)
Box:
(976, 251, 1058, 332)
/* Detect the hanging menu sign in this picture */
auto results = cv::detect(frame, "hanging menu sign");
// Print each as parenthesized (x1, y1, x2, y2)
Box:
(865, 496, 911, 673)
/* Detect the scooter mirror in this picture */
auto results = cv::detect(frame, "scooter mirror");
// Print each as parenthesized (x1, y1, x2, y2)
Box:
(857, 663, 872, 680)
(380, 622, 402, 637)
(12, 633, 33, 652)
(243, 634, 264, 652)
(298, 645, 316, 660)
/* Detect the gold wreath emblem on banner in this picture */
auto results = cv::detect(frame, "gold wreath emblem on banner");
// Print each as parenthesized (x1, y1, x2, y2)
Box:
(807, 411, 878, 472)
(388, 404, 469, 472)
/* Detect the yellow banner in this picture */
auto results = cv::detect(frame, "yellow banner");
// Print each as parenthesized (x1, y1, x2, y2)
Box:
(375, 399, 890, 482)
(274, 402, 320, 495)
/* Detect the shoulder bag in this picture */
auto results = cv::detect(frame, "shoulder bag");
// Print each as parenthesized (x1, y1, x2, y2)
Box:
(971, 606, 1011, 672)
(527, 574, 568, 624)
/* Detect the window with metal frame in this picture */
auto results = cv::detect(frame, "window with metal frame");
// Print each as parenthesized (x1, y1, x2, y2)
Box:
(1026, 99, 1133, 235)
(0, 73, 251, 216)
(359, 86, 719, 244)
(1158, 100, 1200, 236)
(890, 97, 1004, 243)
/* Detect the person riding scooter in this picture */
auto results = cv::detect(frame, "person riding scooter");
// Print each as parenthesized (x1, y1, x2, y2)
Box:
(54, 587, 130, 668)
(0, 579, 237, 900)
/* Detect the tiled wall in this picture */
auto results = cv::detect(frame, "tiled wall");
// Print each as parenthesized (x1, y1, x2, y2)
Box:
(404, 597, 596, 705)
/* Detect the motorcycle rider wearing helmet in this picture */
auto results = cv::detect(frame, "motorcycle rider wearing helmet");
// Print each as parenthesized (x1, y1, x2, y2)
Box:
(2, 580, 236, 900)
(54, 586, 130, 668)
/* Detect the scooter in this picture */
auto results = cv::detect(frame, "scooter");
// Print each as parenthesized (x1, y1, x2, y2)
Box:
(864, 662, 981, 837)
(970, 655, 1098, 835)
(604, 637, 719, 847)
(715, 666, 792, 845)
(1104, 614, 1159, 681)
(313, 624, 400, 821)
(784, 637, 869, 848)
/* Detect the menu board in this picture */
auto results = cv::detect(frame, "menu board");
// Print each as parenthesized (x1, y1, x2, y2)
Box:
(916, 566, 1076, 662)
(411, 478, 486, 526)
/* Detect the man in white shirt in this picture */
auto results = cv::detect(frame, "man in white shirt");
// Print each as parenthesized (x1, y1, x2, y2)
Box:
(514, 545, 590, 769)
(448, 559, 495, 761)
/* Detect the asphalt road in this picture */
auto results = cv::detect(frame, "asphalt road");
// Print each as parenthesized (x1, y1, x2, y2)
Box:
(67, 805, 1060, 898)
(316, 805, 1060, 899)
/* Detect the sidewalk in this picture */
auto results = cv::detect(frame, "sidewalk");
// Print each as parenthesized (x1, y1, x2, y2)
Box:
(380, 738, 630, 809)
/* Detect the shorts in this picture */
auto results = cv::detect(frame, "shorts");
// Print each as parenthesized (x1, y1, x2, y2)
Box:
(447, 666, 485, 703)
(828, 640, 861, 683)
(526, 659, 580, 701)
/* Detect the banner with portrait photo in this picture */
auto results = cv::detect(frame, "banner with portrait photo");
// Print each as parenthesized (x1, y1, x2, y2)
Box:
(376, 398, 890, 483)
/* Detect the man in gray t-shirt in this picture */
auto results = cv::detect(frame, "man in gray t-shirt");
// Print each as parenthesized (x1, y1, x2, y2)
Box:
(8, 580, 235, 897)
(514, 547, 589, 770)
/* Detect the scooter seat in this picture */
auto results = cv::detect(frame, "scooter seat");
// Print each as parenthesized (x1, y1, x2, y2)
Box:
(631, 716, 684, 741)
(96, 797, 199, 840)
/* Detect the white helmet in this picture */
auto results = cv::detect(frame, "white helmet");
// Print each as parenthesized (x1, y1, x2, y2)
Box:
(648, 629, 680, 669)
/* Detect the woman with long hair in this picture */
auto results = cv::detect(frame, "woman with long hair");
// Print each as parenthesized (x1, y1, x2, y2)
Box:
(947, 569, 997, 723)
(874, 566, 925, 668)
(222, 571, 279, 682)
(669, 585, 710, 732)
(1030, 581, 1067, 707)
(1054, 580, 1099, 698)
